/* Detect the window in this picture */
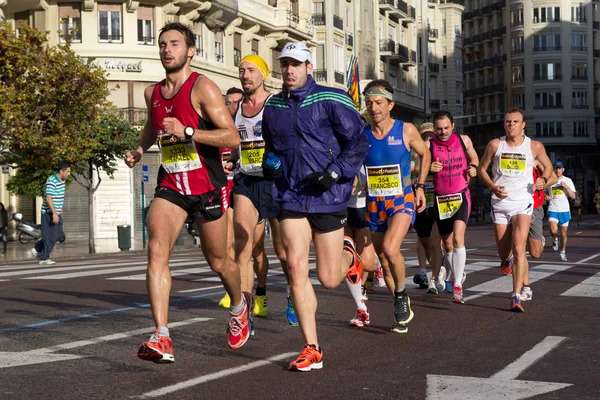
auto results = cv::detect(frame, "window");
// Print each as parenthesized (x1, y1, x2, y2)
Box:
(313, 1, 324, 15)
(455, 25, 461, 37)
(98, 3, 122, 42)
(512, 65, 524, 83)
(193, 22, 204, 56)
(442, 19, 446, 35)
(533, 34, 561, 51)
(455, 48, 462, 70)
(572, 63, 587, 80)
(456, 82, 463, 105)
(334, 44, 344, 78)
(442, 55, 447, 68)
(571, 6, 586, 22)
(511, 36, 524, 54)
(234, 33, 242, 66)
(252, 39, 259, 55)
(535, 121, 562, 137)
(572, 91, 588, 107)
(389, 72, 398, 89)
(571, 33, 587, 51)
(533, 7, 560, 23)
(137, 5, 154, 45)
(215, 31, 223, 62)
(533, 63, 561, 80)
(315, 44, 325, 70)
(59, 3, 82, 43)
(573, 121, 588, 137)
(534, 92, 562, 108)
(512, 93, 525, 109)
(271, 47, 282, 78)
(15, 11, 29, 38)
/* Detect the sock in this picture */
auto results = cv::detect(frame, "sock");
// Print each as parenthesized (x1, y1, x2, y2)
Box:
(255, 286, 266, 296)
(395, 282, 406, 294)
(345, 278, 367, 311)
(157, 326, 169, 337)
(419, 268, 427, 275)
(230, 297, 245, 314)
(445, 251, 454, 282)
(452, 247, 466, 287)
(286, 285, 291, 297)
(394, 288, 407, 299)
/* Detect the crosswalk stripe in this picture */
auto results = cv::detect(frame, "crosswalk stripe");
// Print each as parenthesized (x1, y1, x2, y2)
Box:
(405, 261, 498, 287)
(560, 271, 600, 298)
(107, 267, 212, 280)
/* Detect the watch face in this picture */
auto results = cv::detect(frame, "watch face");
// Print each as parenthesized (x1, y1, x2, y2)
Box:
(185, 127, 194, 137)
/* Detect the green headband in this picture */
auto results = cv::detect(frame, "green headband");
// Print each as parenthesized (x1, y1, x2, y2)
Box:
(365, 87, 393, 101)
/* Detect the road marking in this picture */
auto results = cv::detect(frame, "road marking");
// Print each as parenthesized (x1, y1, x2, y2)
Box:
(0, 318, 212, 369)
(574, 231, 582, 235)
(405, 261, 497, 287)
(464, 264, 571, 301)
(108, 267, 212, 280)
(137, 352, 298, 398)
(560, 271, 600, 298)
(426, 336, 571, 400)
(575, 252, 600, 264)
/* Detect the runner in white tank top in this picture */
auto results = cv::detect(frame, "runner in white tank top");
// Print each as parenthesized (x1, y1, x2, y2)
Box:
(478, 108, 553, 313)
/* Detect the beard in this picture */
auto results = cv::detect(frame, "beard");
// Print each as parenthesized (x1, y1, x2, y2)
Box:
(162, 55, 187, 73)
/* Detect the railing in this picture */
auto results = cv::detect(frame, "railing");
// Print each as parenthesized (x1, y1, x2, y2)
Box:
(428, 28, 439, 39)
(511, 21, 524, 28)
(594, 21, 600, 30)
(595, 49, 600, 57)
(533, 105, 563, 109)
(313, 69, 326, 81)
(571, 46, 588, 52)
(491, 27, 506, 37)
(410, 6, 416, 19)
(397, 1, 408, 14)
(463, 37, 472, 46)
(572, 104, 589, 109)
(312, 13, 326, 26)
(380, 39, 396, 53)
(334, 71, 345, 84)
(333, 15, 343, 30)
(429, 63, 440, 73)
(60, 33, 82, 42)
(533, 75, 562, 81)
(511, 48, 524, 55)
(398, 44, 409, 62)
(195, 48, 204, 56)
(572, 75, 588, 80)
(117, 107, 148, 126)
(287, 9, 299, 28)
(533, 46, 562, 52)
(430, 99, 440, 109)
(98, 34, 122, 42)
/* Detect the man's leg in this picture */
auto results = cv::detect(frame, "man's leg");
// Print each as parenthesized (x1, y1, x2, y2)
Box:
(233, 194, 260, 293)
(559, 224, 568, 252)
(37, 214, 57, 261)
(371, 231, 396, 294)
(251, 221, 269, 317)
(270, 217, 296, 325)
(548, 220, 559, 250)
(510, 214, 531, 311)
(495, 221, 513, 274)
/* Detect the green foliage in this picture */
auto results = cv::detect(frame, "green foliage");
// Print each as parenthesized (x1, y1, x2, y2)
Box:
(0, 22, 138, 196)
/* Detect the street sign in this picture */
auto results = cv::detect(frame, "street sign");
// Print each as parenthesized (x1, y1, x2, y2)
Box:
(142, 164, 148, 183)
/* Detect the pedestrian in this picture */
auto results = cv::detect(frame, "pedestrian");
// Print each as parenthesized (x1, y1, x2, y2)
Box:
(594, 186, 600, 224)
(478, 108, 553, 312)
(31, 162, 71, 265)
(362, 79, 431, 333)
(573, 192, 584, 226)
(262, 42, 369, 371)
(123, 22, 250, 364)
(0, 202, 8, 254)
(429, 110, 479, 304)
(546, 161, 576, 261)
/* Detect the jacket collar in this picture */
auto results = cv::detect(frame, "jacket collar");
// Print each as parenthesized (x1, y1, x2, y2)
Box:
(281, 75, 316, 102)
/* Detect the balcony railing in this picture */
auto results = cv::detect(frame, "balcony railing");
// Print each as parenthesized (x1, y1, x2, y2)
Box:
(380, 39, 397, 53)
(430, 99, 440, 109)
(333, 15, 343, 30)
(572, 75, 588, 80)
(334, 71, 345, 84)
(428, 28, 439, 39)
(595, 50, 600, 57)
(398, 44, 409, 62)
(533, 75, 562, 81)
(594, 21, 600, 30)
(429, 63, 440, 73)
(533, 105, 563, 110)
(287, 9, 299, 28)
(117, 107, 148, 126)
(533, 46, 562, 52)
(60, 33, 82, 42)
(571, 46, 588, 52)
(98, 34, 122, 42)
(572, 104, 589, 109)
(313, 69, 327, 81)
(312, 13, 326, 26)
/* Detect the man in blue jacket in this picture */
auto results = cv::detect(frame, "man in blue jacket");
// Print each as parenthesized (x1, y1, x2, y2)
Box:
(262, 42, 369, 371)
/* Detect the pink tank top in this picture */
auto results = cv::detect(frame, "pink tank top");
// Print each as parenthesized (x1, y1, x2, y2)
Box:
(431, 133, 469, 195)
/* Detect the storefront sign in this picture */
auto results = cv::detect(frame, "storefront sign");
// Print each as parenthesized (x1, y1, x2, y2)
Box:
(103, 60, 143, 72)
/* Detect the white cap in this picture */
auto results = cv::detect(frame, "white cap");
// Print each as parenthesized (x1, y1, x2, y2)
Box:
(278, 42, 312, 63)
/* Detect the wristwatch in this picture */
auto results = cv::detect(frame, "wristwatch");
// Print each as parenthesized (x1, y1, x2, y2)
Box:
(415, 183, 426, 190)
(327, 170, 339, 181)
(184, 126, 195, 140)
(543, 176, 548, 184)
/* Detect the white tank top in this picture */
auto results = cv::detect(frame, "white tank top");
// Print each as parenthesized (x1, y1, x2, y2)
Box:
(235, 95, 271, 177)
(348, 165, 367, 208)
(492, 136, 534, 203)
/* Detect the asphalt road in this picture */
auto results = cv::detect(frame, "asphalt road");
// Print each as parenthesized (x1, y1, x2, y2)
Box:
(1, 221, 599, 400)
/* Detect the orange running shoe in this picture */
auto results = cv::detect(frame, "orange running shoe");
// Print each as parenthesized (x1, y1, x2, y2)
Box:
(510, 294, 524, 312)
(350, 309, 371, 327)
(289, 344, 323, 371)
(500, 255, 514, 276)
(228, 292, 252, 349)
(344, 236, 363, 285)
(137, 330, 174, 363)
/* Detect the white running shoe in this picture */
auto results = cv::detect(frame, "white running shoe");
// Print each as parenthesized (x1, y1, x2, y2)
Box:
(552, 238, 559, 251)
(541, 236, 546, 248)
(39, 259, 56, 265)
(560, 251, 567, 261)
(427, 279, 438, 294)
(436, 267, 447, 293)
(520, 286, 533, 301)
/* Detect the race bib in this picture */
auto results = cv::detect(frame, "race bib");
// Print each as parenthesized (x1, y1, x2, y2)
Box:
(552, 186, 564, 197)
(366, 164, 403, 196)
(160, 135, 202, 173)
(425, 175, 434, 209)
(500, 153, 526, 176)
(221, 151, 231, 165)
(240, 140, 265, 173)
(436, 193, 463, 220)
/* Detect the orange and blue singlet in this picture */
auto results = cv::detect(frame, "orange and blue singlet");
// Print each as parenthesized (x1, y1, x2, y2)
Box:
(364, 120, 415, 232)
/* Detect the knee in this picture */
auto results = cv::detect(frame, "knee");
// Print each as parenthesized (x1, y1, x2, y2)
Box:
(319, 276, 339, 290)
(206, 255, 230, 275)
(529, 248, 542, 259)
(381, 243, 400, 263)
(513, 243, 527, 258)
(147, 238, 169, 258)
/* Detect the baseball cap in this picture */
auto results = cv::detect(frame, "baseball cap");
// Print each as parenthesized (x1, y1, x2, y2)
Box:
(278, 42, 312, 63)
(554, 161, 564, 168)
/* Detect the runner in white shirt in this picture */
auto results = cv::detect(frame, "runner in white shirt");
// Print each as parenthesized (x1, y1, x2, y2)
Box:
(545, 161, 576, 261)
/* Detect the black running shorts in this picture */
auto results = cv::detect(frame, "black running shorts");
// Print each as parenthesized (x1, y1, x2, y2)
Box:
(278, 209, 348, 233)
(154, 186, 224, 222)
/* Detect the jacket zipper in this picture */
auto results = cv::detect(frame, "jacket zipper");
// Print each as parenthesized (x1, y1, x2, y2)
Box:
(447, 147, 451, 188)
(290, 97, 309, 212)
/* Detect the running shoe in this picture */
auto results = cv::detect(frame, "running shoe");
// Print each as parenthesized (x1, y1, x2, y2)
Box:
(510, 294, 524, 312)
(253, 294, 268, 317)
(286, 295, 298, 326)
(30, 248, 39, 257)
(452, 285, 465, 304)
(542, 236, 546, 248)
(137, 330, 174, 363)
(500, 255, 514, 276)
(444, 281, 453, 293)
(227, 292, 252, 349)
(413, 270, 429, 289)
(560, 251, 567, 261)
(289, 344, 323, 371)
(218, 292, 231, 308)
(436, 267, 447, 293)
(552, 237, 559, 252)
(390, 321, 409, 334)
(374, 266, 386, 287)
(343, 236, 363, 285)
(365, 279, 374, 293)
(427, 278, 438, 294)
(38, 259, 56, 265)
(350, 309, 371, 327)
(393, 292, 414, 326)
(520, 286, 533, 301)
(361, 285, 369, 301)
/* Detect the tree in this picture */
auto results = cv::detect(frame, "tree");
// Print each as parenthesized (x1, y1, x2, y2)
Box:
(0, 22, 140, 253)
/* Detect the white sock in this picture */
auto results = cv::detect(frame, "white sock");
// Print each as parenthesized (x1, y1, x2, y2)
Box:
(419, 268, 427, 275)
(452, 247, 466, 287)
(157, 326, 169, 337)
(346, 279, 367, 311)
(286, 285, 290, 297)
(445, 251, 454, 282)
(230, 298, 245, 314)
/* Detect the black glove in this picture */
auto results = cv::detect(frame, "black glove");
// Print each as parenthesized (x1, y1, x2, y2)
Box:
(262, 164, 282, 181)
(307, 171, 336, 191)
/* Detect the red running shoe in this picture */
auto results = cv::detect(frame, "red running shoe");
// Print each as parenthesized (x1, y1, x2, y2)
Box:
(228, 292, 252, 349)
(343, 236, 363, 285)
(289, 344, 323, 371)
(137, 330, 174, 363)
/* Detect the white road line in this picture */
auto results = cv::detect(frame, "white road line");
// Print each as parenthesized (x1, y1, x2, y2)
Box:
(490, 336, 567, 380)
(137, 352, 298, 399)
(405, 261, 497, 287)
(177, 285, 224, 294)
(560, 271, 600, 298)
(575, 252, 600, 265)
(108, 267, 212, 280)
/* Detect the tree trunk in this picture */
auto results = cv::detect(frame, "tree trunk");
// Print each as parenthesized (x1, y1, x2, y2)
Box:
(88, 164, 96, 254)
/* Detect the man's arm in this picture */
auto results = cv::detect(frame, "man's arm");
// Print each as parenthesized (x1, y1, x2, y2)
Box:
(562, 179, 577, 200)
(461, 135, 480, 179)
(406, 123, 430, 213)
(124, 85, 158, 168)
(531, 140, 553, 182)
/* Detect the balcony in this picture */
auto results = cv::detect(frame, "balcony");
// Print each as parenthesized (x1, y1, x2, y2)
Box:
(334, 71, 345, 84)
(571, 46, 588, 52)
(429, 63, 440, 73)
(533, 105, 563, 110)
(313, 69, 327, 82)
(491, 27, 506, 37)
(333, 15, 343, 30)
(430, 99, 441, 109)
(380, 39, 397, 57)
(428, 28, 439, 41)
(378, 0, 413, 21)
(287, 9, 299, 28)
(533, 46, 562, 52)
(346, 33, 353, 47)
(572, 104, 589, 109)
(312, 13, 326, 26)
(533, 75, 562, 81)
(117, 107, 148, 126)
(572, 75, 588, 81)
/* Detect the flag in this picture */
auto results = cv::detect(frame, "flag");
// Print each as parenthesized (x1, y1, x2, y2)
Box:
(346, 55, 361, 111)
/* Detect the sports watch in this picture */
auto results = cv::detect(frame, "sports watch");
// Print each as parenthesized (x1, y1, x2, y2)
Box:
(327, 170, 339, 181)
(184, 126, 195, 140)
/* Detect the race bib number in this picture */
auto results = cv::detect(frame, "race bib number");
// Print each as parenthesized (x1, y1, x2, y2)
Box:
(366, 164, 403, 196)
(436, 193, 463, 220)
(500, 153, 526, 176)
(240, 140, 265, 173)
(425, 175, 434, 209)
(552, 186, 564, 197)
(221, 151, 231, 165)
(160, 135, 202, 173)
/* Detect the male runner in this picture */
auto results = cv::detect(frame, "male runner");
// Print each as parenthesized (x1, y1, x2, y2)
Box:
(478, 108, 552, 312)
(262, 42, 369, 371)
(546, 161, 576, 261)
(362, 80, 431, 333)
(124, 23, 250, 362)
(429, 111, 479, 304)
